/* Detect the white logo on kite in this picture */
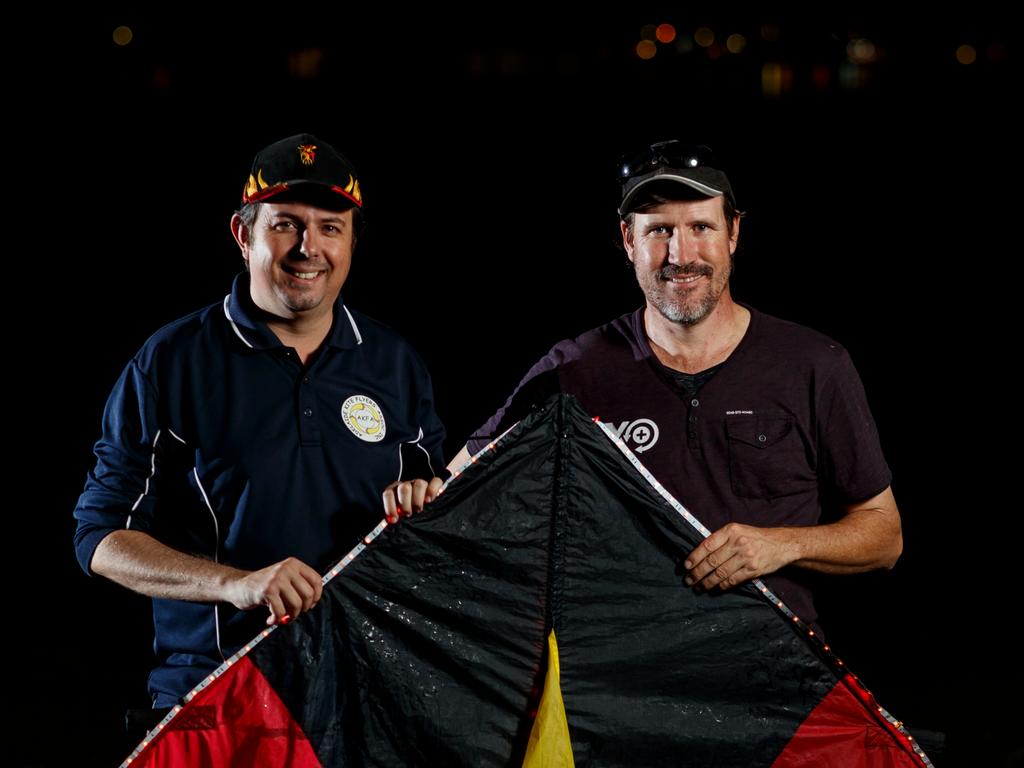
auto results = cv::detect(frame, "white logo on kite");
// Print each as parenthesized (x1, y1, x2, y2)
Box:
(610, 418, 660, 453)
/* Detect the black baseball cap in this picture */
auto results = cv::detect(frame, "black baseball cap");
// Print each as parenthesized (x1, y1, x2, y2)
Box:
(618, 141, 735, 215)
(242, 133, 362, 209)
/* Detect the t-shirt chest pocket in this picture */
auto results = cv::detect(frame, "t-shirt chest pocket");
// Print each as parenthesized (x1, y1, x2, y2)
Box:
(724, 413, 812, 499)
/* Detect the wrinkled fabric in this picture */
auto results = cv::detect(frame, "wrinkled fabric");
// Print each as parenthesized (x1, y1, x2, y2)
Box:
(124, 395, 927, 768)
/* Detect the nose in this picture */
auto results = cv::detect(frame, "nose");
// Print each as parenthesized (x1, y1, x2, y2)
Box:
(666, 229, 697, 265)
(299, 228, 322, 258)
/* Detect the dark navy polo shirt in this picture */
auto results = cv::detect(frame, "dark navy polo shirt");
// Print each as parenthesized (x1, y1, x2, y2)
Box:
(469, 305, 891, 627)
(74, 272, 445, 705)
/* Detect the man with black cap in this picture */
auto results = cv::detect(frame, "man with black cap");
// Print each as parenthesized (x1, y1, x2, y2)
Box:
(73, 134, 447, 711)
(449, 141, 902, 631)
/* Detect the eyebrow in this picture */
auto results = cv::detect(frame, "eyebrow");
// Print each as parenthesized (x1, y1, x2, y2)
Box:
(641, 220, 672, 230)
(641, 217, 718, 233)
(268, 212, 348, 227)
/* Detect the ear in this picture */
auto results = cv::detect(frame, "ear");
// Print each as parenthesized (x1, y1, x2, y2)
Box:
(230, 213, 251, 263)
(620, 219, 636, 263)
(728, 214, 740, 255)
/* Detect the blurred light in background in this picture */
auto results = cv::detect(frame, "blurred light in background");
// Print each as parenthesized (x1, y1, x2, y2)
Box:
(847, 38, 878, 64)
(113, 26, 133, 46)
(636, 39, 656, 60)
(955, 44, 977, 65)
(839, 61, 868, 90)
(761, 62, 792, 97)
(655, 24, 676, 44)
(726, 34, 747, 54)
(812, 64, 831, 90)
(986, 41, 1007, 61)
(288, 48, 324, 79)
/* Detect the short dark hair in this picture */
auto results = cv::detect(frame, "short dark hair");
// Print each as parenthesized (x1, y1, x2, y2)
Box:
(236, 201, 261, 234)
(621, 189, 741, 240)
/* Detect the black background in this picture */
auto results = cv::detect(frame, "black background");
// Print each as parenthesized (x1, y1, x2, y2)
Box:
(19, 7, 1016, 767)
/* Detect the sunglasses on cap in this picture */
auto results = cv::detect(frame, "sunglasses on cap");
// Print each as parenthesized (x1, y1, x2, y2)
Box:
(617, 141, 718, 181)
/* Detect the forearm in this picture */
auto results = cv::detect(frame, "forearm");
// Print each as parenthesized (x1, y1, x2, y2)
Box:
(686, 488, 902, 590)
(779, 491, 903, 575)
(91, 529, 247, 604)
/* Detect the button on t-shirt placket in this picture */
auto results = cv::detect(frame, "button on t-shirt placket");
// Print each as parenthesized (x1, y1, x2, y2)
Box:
(687, 397, 700, 448)
(298, 372, 321, 445)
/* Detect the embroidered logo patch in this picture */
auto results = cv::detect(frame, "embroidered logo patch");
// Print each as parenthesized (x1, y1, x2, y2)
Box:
(298, 143, 317, 165)
(341, 395, 386, 442)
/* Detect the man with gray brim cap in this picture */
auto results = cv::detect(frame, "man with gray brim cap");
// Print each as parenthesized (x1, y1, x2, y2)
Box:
(451, 139, 903, 639)
(618, 141, 736, 215)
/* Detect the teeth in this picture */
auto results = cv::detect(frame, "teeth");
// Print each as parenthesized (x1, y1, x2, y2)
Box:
(669, 275, 701, 283)
(294, 272, 319, 279)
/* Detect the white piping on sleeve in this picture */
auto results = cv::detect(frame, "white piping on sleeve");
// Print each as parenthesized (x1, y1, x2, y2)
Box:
(412, 427, 436, 475)
(127, 430, 162, 529)
(192, 467, 225, 661)
(397, 427, 436, 481)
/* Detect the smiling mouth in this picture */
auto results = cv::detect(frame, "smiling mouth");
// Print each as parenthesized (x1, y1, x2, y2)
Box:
(283, 267, 324, 281)
(659, 265, 712, 284)
(666, 275, 704, 283)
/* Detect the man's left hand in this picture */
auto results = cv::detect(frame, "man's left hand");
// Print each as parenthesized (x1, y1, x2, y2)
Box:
(684, 523, 799, 591)
(382, 477, 446, 524)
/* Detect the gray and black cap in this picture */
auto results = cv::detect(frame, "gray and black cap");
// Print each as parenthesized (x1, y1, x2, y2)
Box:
(618, 141, 735, 215)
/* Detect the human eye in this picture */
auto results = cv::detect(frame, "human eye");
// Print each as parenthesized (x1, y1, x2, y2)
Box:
(271, 219, 297, 231)
(646, 224, 672, 237)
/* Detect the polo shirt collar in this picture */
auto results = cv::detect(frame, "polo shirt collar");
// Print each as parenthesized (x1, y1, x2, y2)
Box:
(222, 272, 363, 351)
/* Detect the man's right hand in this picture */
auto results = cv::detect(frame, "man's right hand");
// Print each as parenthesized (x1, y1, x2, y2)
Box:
(226, 557, 323, 626)
(92, 530, 324, 626)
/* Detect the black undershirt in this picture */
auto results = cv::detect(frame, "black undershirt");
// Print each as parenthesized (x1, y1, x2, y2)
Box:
(664, 362, 724, 396)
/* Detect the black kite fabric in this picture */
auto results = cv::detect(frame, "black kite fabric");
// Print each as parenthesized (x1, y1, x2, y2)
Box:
(122, 395, 929, 767)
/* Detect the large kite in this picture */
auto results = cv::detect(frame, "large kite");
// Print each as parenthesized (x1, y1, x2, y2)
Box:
(121, 395, 930, 767)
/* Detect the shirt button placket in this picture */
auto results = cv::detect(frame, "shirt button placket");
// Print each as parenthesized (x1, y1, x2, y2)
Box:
(298, 372, 320, 444)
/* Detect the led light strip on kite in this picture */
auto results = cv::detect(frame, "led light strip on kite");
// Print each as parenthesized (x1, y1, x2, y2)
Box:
(124, 410, 930, 767)
(122, 432, 520, 765)
(121, 516, 399, 765)
(591, 415, 933, 768)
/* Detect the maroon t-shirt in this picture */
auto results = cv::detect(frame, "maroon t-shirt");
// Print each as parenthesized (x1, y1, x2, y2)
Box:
(469, 306, 892, 626)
